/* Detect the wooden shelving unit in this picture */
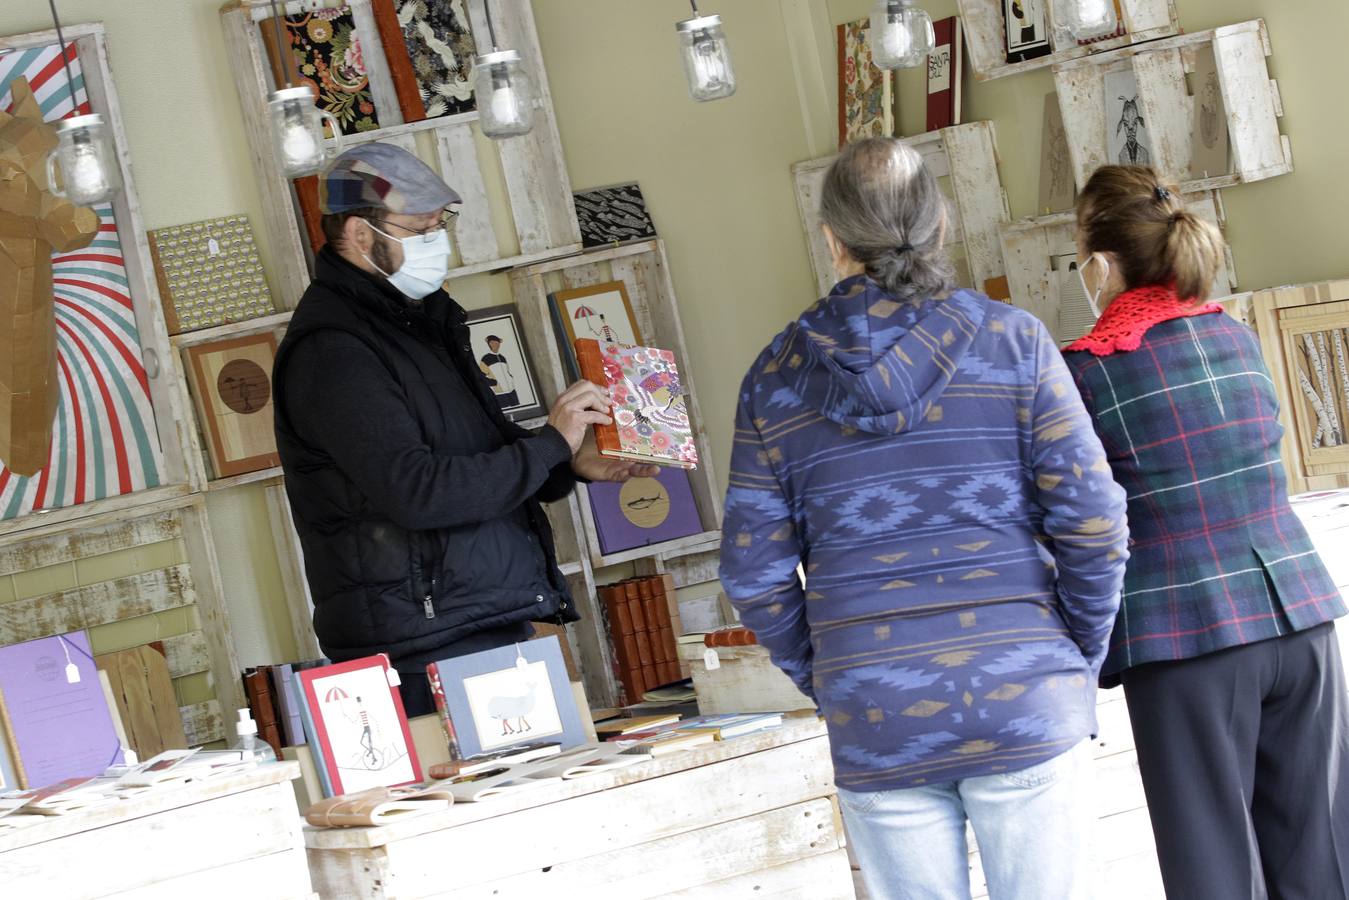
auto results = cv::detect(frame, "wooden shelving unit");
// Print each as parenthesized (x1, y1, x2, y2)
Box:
(956, 0, 1179, 82)
(1053, 19, 1291, 194)
(792, 122, 1011, 299)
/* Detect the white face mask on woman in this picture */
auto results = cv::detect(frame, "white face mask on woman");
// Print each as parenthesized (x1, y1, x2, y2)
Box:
(362, 220, 452, 301)
(1077, 252, 1111, 319)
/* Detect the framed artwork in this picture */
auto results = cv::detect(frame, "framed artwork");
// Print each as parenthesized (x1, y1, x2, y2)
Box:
(1038, 92, 1076, 215)
(295, 655, 421, 796)
(373, 0, 477, 122)
(1004, 0, 1052, 64)
(465, 304, 546, 422)
(185, 333, 282, 479)
(551, 281, 645, 350)
(837, 17, 893, 146)
(258, 5, 380, 136)
(427, 635, 585, 759)
(1190, 45, 1229, 179)
(573, 183, 658, 249)
(587, 467, 704, 556)
(1105, 69, 1154, 167)
(149, 215, 274, 334)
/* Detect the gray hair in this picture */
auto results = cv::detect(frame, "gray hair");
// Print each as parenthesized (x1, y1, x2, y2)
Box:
(820, 138, 954, 303)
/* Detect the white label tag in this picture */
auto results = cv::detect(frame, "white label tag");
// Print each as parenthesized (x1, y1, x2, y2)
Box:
(928, 44, 952, 94)
(65, 662, 81, 684)
(703, 648, 720, 671)
(516, 656, 530, 672)
(386, 668, 402, 687)
(207, 237, 221, 257)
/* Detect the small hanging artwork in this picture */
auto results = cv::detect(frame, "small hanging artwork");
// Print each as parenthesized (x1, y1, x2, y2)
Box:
(259, 5, 380, 136)
(1189, 45, 1229, 180)
(1003, 0, 1052, 64)
(573, 183, 659, 249)
(372, 0, 477, 122)
(1104, 68, 1153, 167)
(587, 467, 703, 557)
(838, 16, 893, 146)
(464, 304, 546, 422)
(551, 281, 645, 351)
(148, 215, 274, 334)
(184, 333, 282, 479)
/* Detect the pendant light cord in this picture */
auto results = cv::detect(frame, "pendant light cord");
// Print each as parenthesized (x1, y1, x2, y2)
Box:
(484, 0, 499, 52)
(268, 0, 292, 87)
(47, 0, 78, 116)
(689, 0, 700, 14)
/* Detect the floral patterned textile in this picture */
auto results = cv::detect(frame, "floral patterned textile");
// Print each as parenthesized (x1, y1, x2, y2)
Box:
(600, 343, 698, 468)
(262, 6, 380, 136)
(395, 0, 476, 118)
(837, 18, 892, 146)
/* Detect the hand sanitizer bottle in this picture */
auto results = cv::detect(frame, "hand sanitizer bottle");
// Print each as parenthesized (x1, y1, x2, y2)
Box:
(231, 708, 277, 763)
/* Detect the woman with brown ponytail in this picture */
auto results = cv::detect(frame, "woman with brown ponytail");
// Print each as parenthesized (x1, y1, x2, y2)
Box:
(1064, 165, 1349, 898)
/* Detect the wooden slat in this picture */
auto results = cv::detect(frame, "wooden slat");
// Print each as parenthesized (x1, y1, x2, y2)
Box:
(0, 565, 195, 645)
(655, 848, 855, 899)
(346, 0, 404, 128)
(0, 512, 180, 577)
(180, 699, 225, 746)
(435, 125, 500, 267)
(436, 798, 843, 899)
(179, 498, 247, 720)
(161, 630, 212, 679)
(117, 647, 169, 757)
(791, 157, 835, 298)
(102, 848, 313, 900)
(1212, 22, 1289, 182)
(942, 122, 1010, 291)
(1053, 62, 1110, 190)
(1132, 48, 1193, 185)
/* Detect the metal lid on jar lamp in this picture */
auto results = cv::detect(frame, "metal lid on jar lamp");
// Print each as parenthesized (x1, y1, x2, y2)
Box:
(676, 14, 722, 32)
(475, 49, 522, 66)
(269, 85, 317, 103)
(55, 113, 104, 132)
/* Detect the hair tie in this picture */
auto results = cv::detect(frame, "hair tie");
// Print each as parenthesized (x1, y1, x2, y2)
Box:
(897, 243, 914, 253)
(1154, 186, 1171, 202)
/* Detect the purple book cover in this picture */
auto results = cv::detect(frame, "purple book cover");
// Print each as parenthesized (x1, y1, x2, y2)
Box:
(0, 632, 124, 789)
(587, 467, 703, 556)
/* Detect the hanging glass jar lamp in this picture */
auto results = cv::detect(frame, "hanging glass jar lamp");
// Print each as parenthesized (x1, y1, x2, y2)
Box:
(473, 0, 536, 139)
(46, 114, 122, 206)
(1054, 0, 1119, 41)
(268, 86, 342, 177)
(676, 2, 736, 102)
(869, 0, 936, 70)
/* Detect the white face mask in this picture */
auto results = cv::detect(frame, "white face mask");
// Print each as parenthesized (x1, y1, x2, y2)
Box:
(363, 220, 452, 300)
(1077, 253, 1111, 319)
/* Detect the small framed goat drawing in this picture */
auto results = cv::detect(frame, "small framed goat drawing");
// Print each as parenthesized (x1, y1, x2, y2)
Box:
(430, 635, 587, 759)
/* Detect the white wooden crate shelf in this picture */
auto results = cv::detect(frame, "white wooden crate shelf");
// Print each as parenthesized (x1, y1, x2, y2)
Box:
(793, 122, 1010, 300)
(1054, 19, 1291, 193)
(956, 0, 1179, 82)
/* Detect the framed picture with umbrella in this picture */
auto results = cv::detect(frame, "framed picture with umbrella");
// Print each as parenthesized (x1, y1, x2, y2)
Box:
(550, 281, 645, 352)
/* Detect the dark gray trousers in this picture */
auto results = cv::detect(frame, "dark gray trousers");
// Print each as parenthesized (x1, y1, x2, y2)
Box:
(1122, 622, 1349, 900)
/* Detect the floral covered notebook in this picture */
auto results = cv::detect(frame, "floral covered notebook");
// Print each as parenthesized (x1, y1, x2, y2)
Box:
(575, 339, 698, 469)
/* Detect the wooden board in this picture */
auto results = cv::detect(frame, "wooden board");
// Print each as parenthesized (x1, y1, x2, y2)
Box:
(180, 699, 225, 747)
(0, 565, 195, 646)
(656, 848, 855, 899)
(0, 511, 179, 576)
(96, 644, 187, 758)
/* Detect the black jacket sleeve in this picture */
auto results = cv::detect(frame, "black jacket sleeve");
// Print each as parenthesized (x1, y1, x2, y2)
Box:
(283, 331, 574, 531)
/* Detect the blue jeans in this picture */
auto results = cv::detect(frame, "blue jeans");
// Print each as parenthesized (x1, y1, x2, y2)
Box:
(837, 740, 1096, 900)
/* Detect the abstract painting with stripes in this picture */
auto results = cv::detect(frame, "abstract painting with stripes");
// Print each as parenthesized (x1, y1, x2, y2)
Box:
(0, 43, 162, 520)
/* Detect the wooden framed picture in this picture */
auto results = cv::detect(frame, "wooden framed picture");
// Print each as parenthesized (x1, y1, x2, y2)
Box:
(551, 281, 645, 349)
(295, 655, 422, 796)
(184, 333, 281, 479)
(1004, 0, 1052, 64)
(464, 304, 546, 422)
(426, 635, 586, 759)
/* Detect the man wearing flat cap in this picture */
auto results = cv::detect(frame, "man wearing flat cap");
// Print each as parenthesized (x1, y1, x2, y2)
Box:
(273, 143, 654, 714)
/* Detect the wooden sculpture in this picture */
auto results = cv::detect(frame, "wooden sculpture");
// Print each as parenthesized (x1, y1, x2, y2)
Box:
(0, 77, 100, 476)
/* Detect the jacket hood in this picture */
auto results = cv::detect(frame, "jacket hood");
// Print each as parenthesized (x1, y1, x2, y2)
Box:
(774, 275, 986, 435)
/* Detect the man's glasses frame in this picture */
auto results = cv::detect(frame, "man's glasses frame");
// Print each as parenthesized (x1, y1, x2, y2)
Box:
(368, 209, 459, 243)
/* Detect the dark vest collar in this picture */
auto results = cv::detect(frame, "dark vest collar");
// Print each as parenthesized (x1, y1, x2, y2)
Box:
(312, 245, 467, 330)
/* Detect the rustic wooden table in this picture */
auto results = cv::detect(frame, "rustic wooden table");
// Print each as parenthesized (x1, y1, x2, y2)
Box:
(304, 716, 855, 899)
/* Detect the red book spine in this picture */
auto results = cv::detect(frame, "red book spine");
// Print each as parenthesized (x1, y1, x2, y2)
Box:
(575, 339, 623, 457)
(427, 663, 462, 761)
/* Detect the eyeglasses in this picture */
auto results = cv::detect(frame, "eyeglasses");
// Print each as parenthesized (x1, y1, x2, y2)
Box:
(368, 209, 459, 242)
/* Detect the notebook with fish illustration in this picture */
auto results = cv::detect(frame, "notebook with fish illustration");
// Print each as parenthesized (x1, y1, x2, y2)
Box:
(574, 339, 699, 470)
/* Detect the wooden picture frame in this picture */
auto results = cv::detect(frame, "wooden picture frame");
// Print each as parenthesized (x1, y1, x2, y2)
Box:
(551, 281, 644, 350)
(464, 304, 547, 422)
(184, 333, 281, 479)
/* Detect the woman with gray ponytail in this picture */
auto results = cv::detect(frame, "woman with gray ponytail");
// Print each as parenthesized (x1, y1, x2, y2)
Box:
(721, 138, 1129, 898)
(1064, 166, 1349, 899)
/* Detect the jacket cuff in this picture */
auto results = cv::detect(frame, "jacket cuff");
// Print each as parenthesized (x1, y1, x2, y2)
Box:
(533, 425, 574, 470)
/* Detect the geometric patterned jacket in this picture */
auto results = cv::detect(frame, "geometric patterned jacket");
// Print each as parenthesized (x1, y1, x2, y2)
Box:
(721, 276, 1130, 791)
(1064, 304, 1345, 685)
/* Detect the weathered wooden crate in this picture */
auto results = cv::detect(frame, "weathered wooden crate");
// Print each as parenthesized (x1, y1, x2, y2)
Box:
(956, 0, 1179, 82)
(677, 642, 814, 715)
(0, 764, 310, 899)
(219, 0, 582, 310)
(998, 190, 1237, 343)
(1247, 281, 1349, 495)
(0, 494, 245, 748)
(1054, 19, 1291, 193)
(792, 122, 1010, 300)
(304, 719, 853, 899)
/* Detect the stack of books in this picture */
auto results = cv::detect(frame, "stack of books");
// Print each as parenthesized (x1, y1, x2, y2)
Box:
(599, 575, 683, 702)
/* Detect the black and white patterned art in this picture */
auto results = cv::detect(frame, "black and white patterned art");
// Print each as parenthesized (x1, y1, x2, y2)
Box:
(573, 183, 658, 249)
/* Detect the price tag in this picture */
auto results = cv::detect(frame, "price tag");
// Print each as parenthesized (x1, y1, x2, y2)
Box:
(385, 668, 402, 687)
(207, 237, 221, 257)
(703, 648, 720, 671)
(516, 656, 530, 672)
(65, 662, 81, 684)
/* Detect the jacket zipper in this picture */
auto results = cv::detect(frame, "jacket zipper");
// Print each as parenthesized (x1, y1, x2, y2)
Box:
(424, 577, 438, 619)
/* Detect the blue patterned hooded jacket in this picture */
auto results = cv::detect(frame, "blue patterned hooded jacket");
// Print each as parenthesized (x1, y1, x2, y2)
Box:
(720, 276, 1130, 791)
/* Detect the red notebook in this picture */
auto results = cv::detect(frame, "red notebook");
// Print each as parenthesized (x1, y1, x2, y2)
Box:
(926, 17, 964, 132)
(575, 339, 698, 469)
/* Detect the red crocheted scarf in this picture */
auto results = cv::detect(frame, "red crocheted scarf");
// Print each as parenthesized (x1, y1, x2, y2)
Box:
(1064, 284, 1224, 357)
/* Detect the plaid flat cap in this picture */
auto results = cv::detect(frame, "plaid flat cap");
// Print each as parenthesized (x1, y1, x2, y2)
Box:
(319, 142, 461, 215)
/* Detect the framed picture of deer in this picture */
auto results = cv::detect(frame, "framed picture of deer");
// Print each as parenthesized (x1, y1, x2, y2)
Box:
(427, 634, 586, 759)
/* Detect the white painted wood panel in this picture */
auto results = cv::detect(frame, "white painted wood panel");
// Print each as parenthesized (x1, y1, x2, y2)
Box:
(942, 122, 1010, 291)
(1132, 48, 1192, 184)
(0, 511, 179, 575)
(657, 848, 855, 899)
(435, 125, 500, 267)
(1213, 22, 1289, 183)
(0, 565, 195, 645)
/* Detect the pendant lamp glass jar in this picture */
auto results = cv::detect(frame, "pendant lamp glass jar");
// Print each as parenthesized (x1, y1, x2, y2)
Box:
(474, 49, 536, 138)
(1054, 0, 1119, 41)
(676, 12, 736, 102)
(45, 114, 122, 206)
(268, 85, 341, 178)
(869, 0, 936, 70)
